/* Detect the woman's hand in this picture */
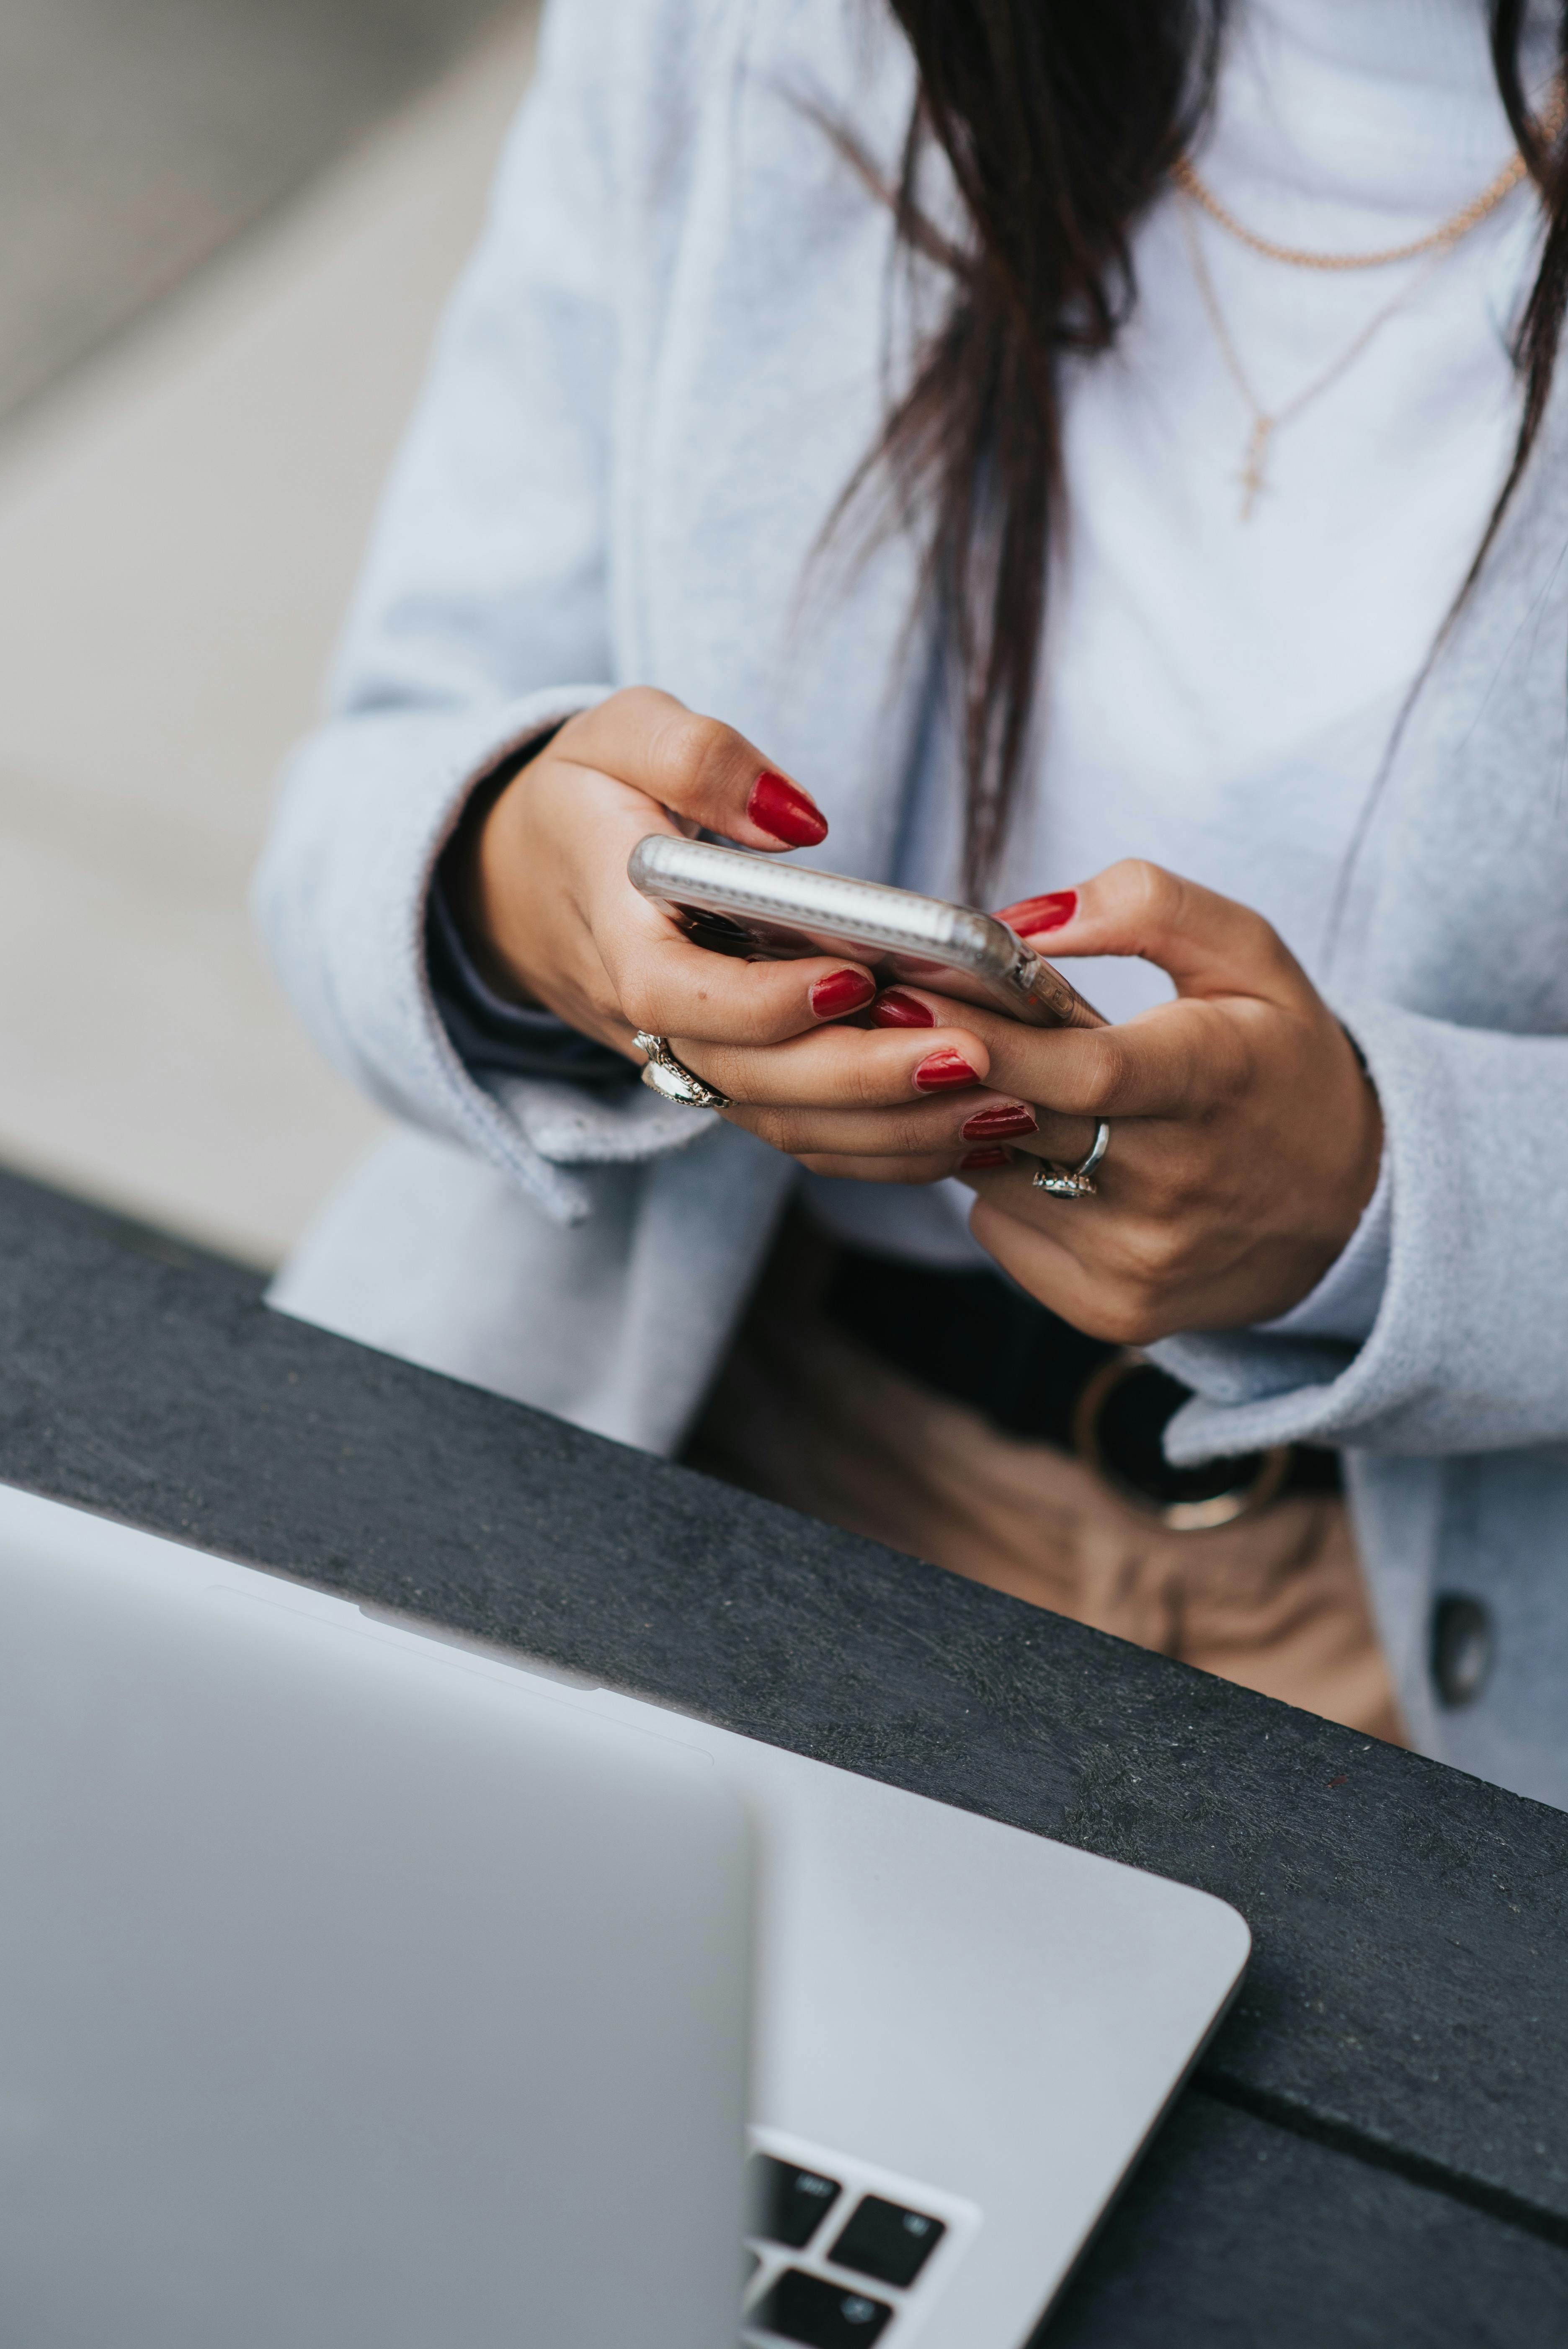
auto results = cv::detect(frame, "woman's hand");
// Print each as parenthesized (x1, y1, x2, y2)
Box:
(692, 856, 1378, 1335)
(456, 686, 842, 1044)
(933, 861, 1383, 1339)
(452, 687, 1029, 1139)
(464, 716, 1377, 1333)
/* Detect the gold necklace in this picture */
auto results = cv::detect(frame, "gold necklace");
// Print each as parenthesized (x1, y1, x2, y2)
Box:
(1169, 116, 1555, 273)
(1178, 200, 1450, 520)
(1173, 96, 1563, 519)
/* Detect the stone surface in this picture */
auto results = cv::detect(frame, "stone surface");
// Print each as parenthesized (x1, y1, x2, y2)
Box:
(1046, 2090, 1568, 2346)
(0, 1166, 1565, 2331)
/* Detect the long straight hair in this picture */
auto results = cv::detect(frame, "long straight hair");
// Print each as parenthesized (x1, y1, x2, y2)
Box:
(854, 0, 1568, 898)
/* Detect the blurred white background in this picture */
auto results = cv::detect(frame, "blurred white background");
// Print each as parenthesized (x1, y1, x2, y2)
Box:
(0, 0, 540, 1263)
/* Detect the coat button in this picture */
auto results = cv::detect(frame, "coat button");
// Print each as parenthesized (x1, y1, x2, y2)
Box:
(1431, 1595, 1493, 1708)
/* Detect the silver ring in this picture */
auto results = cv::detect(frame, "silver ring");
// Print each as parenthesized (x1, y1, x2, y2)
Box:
(632, 1032, 731, 1110)
(1032, 1119, 1111, 1200)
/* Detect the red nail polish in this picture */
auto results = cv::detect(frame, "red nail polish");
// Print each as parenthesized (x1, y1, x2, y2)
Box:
(913, 1048, 980, 1093)
(995, 889, 1077, 936)
(809, 968, 875, 1017)
(748, 770, 828, 848)
(960, 1102, 1038, 1141)
(872, 989, 936, 1029)
(958, 1147, 1010, 1171)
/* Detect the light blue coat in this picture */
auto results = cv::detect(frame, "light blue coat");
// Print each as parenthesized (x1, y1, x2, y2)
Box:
(255, 0, 1568, 1808)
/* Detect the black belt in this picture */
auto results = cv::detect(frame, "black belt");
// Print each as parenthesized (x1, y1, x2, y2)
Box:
(825, 1246, 1340, 1531)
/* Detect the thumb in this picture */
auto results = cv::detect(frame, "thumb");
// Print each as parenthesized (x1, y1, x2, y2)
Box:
(555, 686, 828, 852)
(997, 858, 1309, 1008)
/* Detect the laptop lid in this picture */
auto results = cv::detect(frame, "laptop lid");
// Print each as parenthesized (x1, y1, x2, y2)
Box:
(0, 1487, 752, 2349)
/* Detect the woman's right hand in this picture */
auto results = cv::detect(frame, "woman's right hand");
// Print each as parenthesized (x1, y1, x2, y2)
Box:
(451, 685, 872, 1050)
(452, 684, 1026, 1176)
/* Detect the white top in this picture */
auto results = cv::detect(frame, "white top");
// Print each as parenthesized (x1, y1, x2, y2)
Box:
(806, 0, 1555, 1330)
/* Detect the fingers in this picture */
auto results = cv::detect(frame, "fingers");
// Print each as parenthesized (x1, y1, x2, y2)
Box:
(677, 1021, 990, 1105)
(721, 1092, 1034, 1160)
(650, 1019, 1058, 1163)
(871, 982, 1258, 1121)
(942, 1150, 1163, 1343)
(607, 909, 882, 1051)
(711, 1036, 1042, 1157)
(489, 753, 865, 1053)
(965, 1181, 1215, 1349)
(946, 1155, 1170, 1348)
(998, 859, 1313, 1010)
(965, 1197, 1144, 1343)
(555, 686, 829, 852)
(955, 1140, 1312, 1346)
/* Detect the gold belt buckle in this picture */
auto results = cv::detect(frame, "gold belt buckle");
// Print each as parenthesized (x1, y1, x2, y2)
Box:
(1071, 1350, 1294, 1532)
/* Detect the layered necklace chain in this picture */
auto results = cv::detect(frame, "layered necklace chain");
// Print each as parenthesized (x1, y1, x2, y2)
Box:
(1179, 207, 1448, 521)
(1172, 96, 1561, 522)
(1169, 138, 1543, 273)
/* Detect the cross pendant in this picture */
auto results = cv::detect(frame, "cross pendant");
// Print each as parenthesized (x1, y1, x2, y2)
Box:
(1237, 417, 1274, 522)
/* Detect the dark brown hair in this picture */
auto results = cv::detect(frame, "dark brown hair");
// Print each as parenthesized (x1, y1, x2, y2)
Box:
(856, 0, 1568, 898)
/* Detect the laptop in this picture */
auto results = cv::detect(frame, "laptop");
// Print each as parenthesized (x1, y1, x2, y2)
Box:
(0, 1481, 1248, 2347)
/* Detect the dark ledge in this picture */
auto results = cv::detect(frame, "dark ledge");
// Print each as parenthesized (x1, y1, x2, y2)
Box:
(0, 1168, 1565, 2267)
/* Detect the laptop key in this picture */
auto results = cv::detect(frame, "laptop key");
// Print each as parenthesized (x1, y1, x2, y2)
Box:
(828, 2194, 946, 2287)
(750, 2269, 893, 2345)
(748, 2153, 843, 2248)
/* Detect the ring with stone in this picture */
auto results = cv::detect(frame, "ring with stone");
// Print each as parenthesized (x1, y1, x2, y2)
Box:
(1031, 1119, 1111, 1200)
(632, 1032, 732, 1110)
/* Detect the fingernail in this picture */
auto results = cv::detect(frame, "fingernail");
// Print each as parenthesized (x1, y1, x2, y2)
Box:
(872, 988, 936, 1029)
(958, 1147, 1010, 1170)
(809, 968, 875, 1017)
(913, 1048, 980, 1093)
(996, 889, 1077, 936)
(748, 770, 828, 848)
(960, 1102, 1038, 1140)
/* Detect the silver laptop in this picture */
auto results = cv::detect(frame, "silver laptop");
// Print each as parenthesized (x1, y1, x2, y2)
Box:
(0, 1482, 1248, 2347)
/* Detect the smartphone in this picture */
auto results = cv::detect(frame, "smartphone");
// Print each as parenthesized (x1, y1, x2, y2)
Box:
(628, 835, 1105, 1030)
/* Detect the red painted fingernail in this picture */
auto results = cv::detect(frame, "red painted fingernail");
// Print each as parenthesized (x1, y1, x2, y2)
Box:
(960, 1102, 1038, 1140)
(913, 1048, 980, 1093)
(996, 889, 1077, 936)
(958, 1147, 1010, 1170)
(809, 968, 875, 1017)
(748, 770, 828, 848)
(872, 988, 937, 1029)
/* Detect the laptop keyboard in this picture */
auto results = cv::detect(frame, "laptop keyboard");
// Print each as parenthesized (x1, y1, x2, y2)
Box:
(742, 2135, 976, 2346)
(751, 2156, 843, 2249)
(825, 2194, 945, 2288)
(749, 2266, 893, 2345)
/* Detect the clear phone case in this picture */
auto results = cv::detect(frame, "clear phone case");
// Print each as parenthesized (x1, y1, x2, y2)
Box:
(628, 836, 1104, 1030)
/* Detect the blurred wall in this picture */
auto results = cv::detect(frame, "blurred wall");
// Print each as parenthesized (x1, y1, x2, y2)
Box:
(0, 2, 541, 1263)
(0, 0, 515, 428)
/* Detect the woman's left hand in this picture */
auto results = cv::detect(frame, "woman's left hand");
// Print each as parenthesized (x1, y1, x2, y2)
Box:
(943, 861, 1383, 1341)
(707, 858, 1382, 1344)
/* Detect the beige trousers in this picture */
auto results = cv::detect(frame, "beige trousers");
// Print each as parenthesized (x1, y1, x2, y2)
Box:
(690, 1227, 1408, 1747)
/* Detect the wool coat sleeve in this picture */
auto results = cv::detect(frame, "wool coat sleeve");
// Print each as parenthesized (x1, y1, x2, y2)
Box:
(1155, 996, 1568, 1460)
(1150, 379, 1568, 1466)
(252, 0, 709, 1228)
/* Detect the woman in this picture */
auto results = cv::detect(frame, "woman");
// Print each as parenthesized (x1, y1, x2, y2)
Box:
(256, 0, 1568, 1804)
